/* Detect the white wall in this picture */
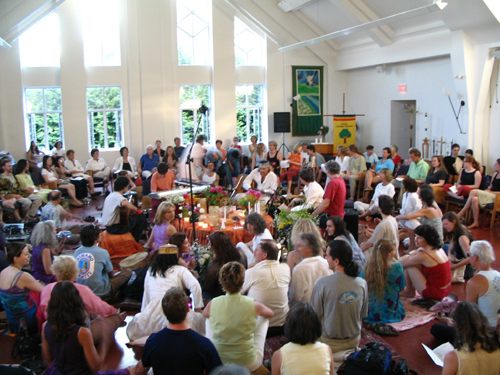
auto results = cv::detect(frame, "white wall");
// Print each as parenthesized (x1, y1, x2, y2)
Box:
(0, 0, 337, 166)
(343, 56, 466, 156)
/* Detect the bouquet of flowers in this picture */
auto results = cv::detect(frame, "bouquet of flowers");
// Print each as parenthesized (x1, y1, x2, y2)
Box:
(274, 209, 315, 252)
(192, 241, 212, 282)
(317, 125, 329, 137)
(237, 189, 262, 208)
(181, 193, 202, 222)
(203, 186, 229, 206)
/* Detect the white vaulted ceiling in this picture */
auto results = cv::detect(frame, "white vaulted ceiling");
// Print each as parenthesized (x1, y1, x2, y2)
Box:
(225, 0, 499, 56)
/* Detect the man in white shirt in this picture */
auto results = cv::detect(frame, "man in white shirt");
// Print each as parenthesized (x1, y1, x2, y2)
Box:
(242, 162, 278, 202)
(100, 176, 146, 241)
(236, 212, 273, 267)
(289, 168, 324, 212)
(289, 233, 332, 304)
(86, 148, 111, 182)
(65, 149, 96, 194)
(242, 240, 290, 335)
(360, 195, 399, 257)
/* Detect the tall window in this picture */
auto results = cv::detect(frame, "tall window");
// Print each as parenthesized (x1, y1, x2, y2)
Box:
(24, 88, 63, 151)
(236, 85, 264, 142)
(176, 0, 211, 65)
(80, 0, 121, 66)
(180, 85, 211, 144)
(19, 13, 60, 67)
(234, 17, 265, 66)
(87, 87, 123, 150)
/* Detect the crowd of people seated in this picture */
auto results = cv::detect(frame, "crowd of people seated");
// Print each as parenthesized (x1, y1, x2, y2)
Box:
(0, 136, 499, 375)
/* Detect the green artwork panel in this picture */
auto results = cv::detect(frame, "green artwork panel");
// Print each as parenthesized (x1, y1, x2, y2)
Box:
(292, 66, 323, 136)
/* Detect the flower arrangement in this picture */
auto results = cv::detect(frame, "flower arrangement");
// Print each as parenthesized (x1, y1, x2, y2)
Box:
(274, 209, 315, 252)
(181, 193, 202, 222)
(237, 189, 262, 208)
(317, 125, 329, 137)
(192, 241, 212, 282)
(203, 185, 229, 206)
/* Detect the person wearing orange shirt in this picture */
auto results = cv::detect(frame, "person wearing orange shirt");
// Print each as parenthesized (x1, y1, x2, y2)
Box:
(280, 144, 303, 195)
(151, 163, 175, 192)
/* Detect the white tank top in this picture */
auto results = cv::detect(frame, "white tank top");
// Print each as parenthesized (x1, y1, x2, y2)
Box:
(477, 269, 500, 327)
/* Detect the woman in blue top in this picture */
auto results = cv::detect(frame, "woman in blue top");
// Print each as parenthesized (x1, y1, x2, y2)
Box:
(363, 239, 405, 324)
(363, 147, 395, 191)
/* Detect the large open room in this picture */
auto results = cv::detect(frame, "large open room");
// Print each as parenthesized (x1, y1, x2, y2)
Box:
(0, 0, 499, 374)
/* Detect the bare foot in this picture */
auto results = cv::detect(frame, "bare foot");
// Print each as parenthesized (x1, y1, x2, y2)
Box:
(467, 223, 479, 229)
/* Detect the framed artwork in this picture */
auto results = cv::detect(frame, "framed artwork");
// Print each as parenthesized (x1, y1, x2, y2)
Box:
(292, 66, 323, 136)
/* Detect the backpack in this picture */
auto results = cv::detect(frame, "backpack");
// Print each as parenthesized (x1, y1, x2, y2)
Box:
(11, 319, 40, 360)
(341, 342, 393, 375)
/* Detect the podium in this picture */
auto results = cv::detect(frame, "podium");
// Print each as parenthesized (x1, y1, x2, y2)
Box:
(314, 143, 334, 155)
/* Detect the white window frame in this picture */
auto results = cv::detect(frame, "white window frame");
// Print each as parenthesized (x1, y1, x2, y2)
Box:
(86, 86, 124, 151)
(24, 87, 64, 152)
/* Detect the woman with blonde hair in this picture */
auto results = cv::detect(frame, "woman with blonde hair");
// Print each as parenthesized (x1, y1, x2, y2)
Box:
(39, 255, 123, 335)
(364, 240, 405, 324)
(145, 201, 177, 253)
(267, 140, 283, 175)
(334, 146, 350, 175)
(252, 142, 267, 169)
(287, 218, 325, 272)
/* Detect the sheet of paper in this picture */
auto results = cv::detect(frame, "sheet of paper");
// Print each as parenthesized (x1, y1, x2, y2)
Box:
(396, 176, 405, 181)
(449, 185, 458, 193)
(422, 342, 454, 367)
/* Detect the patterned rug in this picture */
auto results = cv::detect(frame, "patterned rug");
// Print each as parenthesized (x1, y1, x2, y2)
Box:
(263, 327, 401, 362)
(388, 297, 436, 332)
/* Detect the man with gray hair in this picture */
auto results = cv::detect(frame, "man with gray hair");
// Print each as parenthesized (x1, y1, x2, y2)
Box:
(242, 162, 278, 201)
(312, 160, 346, 218)
(466, 240, 500, 328)
(138, 144, 160, 179)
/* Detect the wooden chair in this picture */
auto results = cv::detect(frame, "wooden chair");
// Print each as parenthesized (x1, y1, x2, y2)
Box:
(431, 185, 446, 206)
(483, 193, 500, 230)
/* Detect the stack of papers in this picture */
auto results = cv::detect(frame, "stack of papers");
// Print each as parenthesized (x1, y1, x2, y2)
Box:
(422, 342, 454, 367)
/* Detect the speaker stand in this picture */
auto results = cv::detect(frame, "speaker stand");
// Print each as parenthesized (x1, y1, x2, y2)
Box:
(277, 132, 290, 157)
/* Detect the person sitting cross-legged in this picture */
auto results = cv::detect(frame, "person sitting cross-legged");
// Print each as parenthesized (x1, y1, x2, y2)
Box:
(354, 168, 394, 219)
(289, 233, 331, 304)
(134, 287, 223, 375)
(74, 224, 132, 301)
(242, 240, 290, 337)
(441, 302, 500, 375)
(100, 176, 147, 242)
(360, 195, 399, 256)
(203, 262, 273, 374)
(400, 224, 451, 301)
(363, 239, 405, 324)
(311, 240, 368, 356)
(271, 302, 334, 375)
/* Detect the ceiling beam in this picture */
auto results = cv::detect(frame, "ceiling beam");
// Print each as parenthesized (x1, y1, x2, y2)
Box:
(339, 0, 394, 46)
(0, 0, 66, 46)
(228, 0, 335, 63)
(279, 0, 448, 52)
(277, 0, 319, 12)
(292, 9, 340, 51)
(252, 0, 336, 61)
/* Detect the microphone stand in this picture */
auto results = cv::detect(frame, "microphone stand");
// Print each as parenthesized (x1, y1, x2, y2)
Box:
(186, 104, 209, 241)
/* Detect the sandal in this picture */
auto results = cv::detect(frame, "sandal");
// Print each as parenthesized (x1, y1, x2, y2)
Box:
(371, 322, 399, 336)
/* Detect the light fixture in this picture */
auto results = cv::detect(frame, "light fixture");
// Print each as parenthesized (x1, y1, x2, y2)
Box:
(278, 0, 448, 52)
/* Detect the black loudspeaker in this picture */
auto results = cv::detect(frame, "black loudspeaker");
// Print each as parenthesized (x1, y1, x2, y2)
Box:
(274, 112, 291, 133)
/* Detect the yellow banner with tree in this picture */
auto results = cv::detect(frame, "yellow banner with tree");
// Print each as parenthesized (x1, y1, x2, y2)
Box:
(333, 115, 356, 147)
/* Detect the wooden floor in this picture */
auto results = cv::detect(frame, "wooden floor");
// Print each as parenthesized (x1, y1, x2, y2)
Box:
(1, 194, 499, 374)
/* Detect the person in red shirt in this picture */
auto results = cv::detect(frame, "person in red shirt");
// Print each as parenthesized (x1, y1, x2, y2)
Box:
(312, 160, 346, 218)
(151, 163, 175, 192)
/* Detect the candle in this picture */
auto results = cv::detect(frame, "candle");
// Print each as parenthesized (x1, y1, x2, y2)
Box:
(248, 202, 251, 212)
(223, 207, 227, 221)
(184, 217, 189, 223)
